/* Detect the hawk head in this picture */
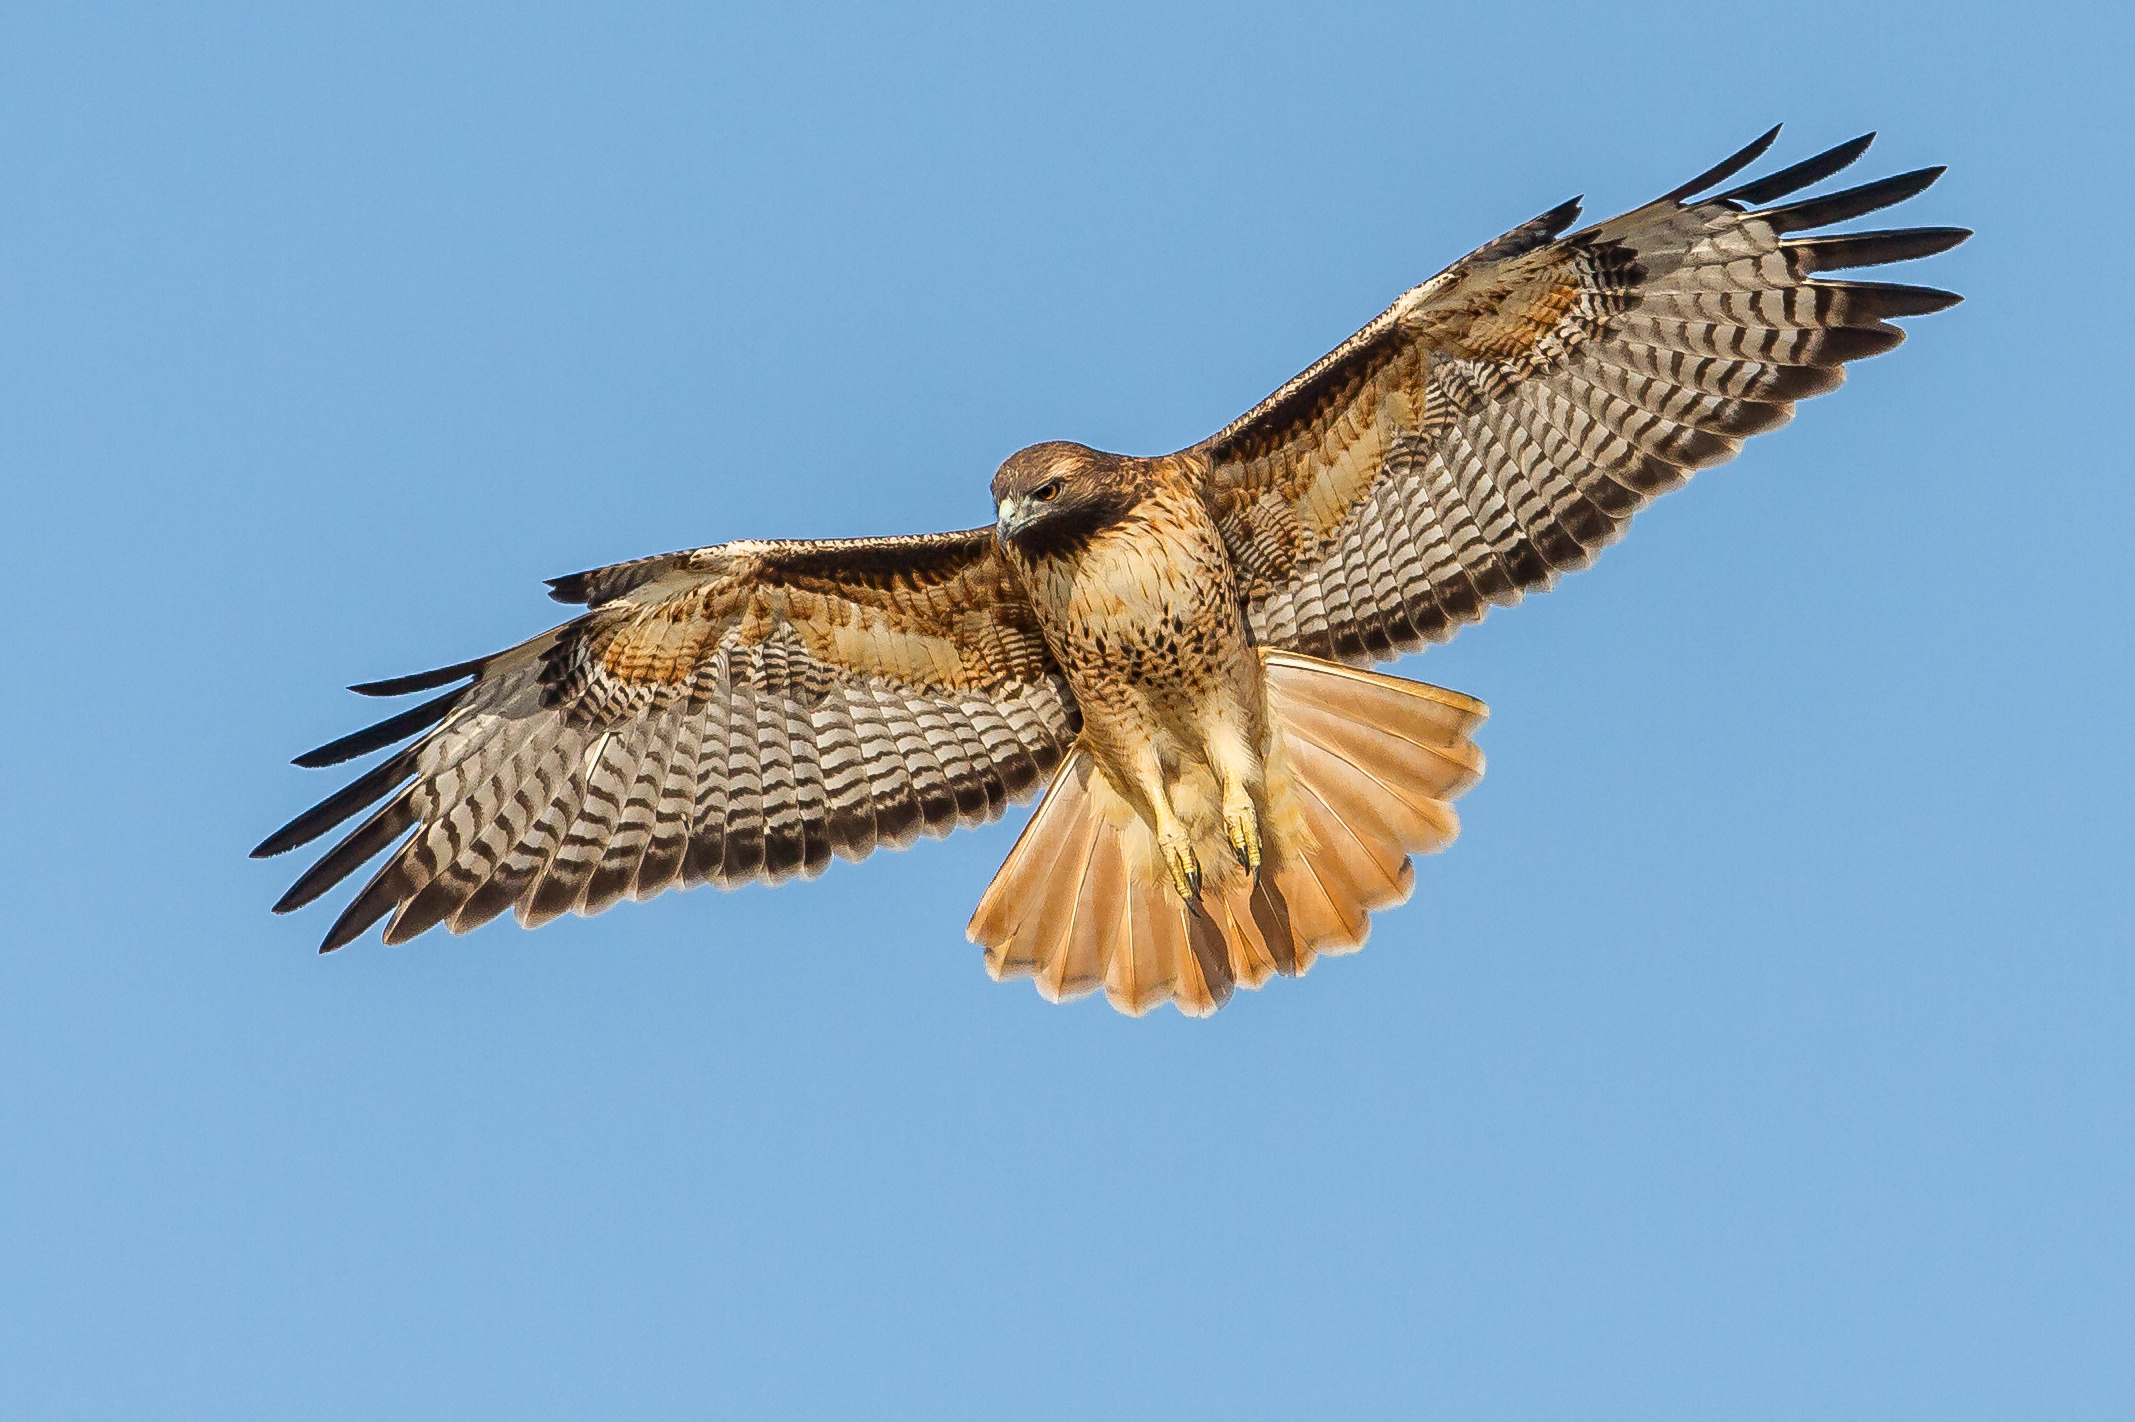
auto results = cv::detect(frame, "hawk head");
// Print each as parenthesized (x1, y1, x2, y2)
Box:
(991, 442, 1135, 561)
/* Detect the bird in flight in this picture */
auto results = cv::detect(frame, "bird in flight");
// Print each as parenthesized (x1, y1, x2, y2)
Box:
(256, 128, 1965, 1016)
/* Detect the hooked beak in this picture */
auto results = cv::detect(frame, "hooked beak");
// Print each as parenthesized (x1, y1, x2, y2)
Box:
(995, 495, 1038, 542)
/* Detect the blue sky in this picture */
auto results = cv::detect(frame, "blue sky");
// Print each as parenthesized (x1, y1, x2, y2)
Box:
(3, 2, 2129, 1417)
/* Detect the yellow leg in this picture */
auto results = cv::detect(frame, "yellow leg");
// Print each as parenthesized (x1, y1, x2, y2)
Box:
(1119, 744, 1201, 902)
(1200, 717, 1264, 876)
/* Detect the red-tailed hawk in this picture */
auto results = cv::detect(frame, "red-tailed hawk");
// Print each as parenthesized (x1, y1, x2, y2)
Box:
(256, 129, 1965, 1015)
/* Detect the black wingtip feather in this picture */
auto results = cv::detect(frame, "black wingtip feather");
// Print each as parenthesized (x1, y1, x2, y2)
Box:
(350, 657, 487, 698)
(1658, 125, 1783, 205)
(1786, 226, 1972, 272)
(1814, 324, 1909, 362)
(293, 687, 465, 768)
(318, 872, 405, 952)
(1719, 132, 1875, 205)
(274, 799, 419, 915)
(1820, 280, 1965, 317)
(1760, 167, 1947, 234)
(252, 750, 421, 859)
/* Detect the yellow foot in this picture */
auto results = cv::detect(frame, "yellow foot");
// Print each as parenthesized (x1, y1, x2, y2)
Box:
(1161, 836, 1202, 902)
(1225, 802, 1262, 876)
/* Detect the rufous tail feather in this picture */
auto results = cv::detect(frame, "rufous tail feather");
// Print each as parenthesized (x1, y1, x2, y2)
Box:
(967, 649, 1485, 1017)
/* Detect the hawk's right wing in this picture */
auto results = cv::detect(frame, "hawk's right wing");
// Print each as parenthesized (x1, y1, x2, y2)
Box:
(254, 530, 1080, 951)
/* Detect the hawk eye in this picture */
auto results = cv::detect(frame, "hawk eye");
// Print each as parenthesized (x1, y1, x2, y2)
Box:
(1034, 479, 1063, 503)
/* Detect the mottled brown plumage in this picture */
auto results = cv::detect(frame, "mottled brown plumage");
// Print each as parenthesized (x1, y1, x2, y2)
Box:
(257, 128, 1966, 1015)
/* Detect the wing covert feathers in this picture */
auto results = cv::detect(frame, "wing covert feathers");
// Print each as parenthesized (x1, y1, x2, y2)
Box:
(968, 651, 1485, 1017)
(1198, 129, 1967, 669)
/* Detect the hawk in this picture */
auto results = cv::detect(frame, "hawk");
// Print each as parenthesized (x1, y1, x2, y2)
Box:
(256, 128, 1966, 1016)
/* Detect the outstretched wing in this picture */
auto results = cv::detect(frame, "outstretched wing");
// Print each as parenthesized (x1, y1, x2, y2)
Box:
(1194, 128, 1968, 664)
(254, 530, 1078, 951)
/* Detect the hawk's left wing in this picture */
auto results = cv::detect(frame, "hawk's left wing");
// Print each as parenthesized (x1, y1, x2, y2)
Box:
(254, 531, 1079, 951)
(1191, 128, 1968, 664)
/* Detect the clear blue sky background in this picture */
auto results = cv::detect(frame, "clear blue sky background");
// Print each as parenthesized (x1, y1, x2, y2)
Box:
(3, 3, 2128, 1417)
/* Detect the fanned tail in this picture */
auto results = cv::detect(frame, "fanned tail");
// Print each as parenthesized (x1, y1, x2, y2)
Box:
(966, 650, 1485, 1017)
